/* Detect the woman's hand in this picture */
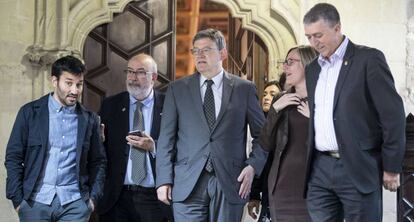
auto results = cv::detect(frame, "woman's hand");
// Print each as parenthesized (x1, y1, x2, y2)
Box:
(272, 93, 301, 113)
(297, 100, 310, 118)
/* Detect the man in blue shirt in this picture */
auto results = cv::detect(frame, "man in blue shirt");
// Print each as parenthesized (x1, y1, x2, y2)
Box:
(98, 53, 172, 222)
(5, 56, 107, 222)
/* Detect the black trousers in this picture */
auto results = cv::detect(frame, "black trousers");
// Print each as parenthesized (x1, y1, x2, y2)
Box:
(99, 186, 173, 222)
(306, 151, 382, 222)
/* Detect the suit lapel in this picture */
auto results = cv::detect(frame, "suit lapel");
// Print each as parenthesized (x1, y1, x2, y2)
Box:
(149, 91, 163, 176)
(76, 104, 88, 168)
(307, 62, 321, 115)
(150, 91, 163, 139)
(120, 93, 130, 156)
(333, 42, 355, 112)
(74, 104, 88, 183)
(212, 72, 233, 132)
(188, 73, 211, 131)
(37, 96, 49, 151)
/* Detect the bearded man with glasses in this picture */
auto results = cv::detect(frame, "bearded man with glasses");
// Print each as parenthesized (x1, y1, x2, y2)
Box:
(97, 53, 173, 222)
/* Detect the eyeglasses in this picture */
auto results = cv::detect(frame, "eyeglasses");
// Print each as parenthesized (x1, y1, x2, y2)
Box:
(190, 47, 218, 55)
(124, 69, 153, 77)
(278, 58, 301, 66)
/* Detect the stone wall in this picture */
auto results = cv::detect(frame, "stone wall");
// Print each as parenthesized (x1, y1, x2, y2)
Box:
(0, 1, 36, 221)
(404, 0, 414, 115)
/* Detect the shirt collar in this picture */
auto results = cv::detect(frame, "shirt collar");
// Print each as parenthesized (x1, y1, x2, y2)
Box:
(318, 36, 349, 66)
(129, 89, 154, 108)
(48, 93, 76, 113)
(199, 70, 224, 88)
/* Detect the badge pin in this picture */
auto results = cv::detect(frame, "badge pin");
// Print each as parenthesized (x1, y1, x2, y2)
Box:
(344, 61, 348, 66)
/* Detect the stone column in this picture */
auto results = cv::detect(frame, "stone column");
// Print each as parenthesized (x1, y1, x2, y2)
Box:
(404, 4, 414, 115)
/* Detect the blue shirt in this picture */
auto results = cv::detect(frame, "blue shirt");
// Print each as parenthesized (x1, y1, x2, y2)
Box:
(124, 90, 156, 187)
(31, 94, 81, 205)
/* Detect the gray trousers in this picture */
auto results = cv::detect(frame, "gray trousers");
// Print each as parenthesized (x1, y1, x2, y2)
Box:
(173, 170, 244, 222)
(306, 152, 382, 222)
(18, 195, 91, 222)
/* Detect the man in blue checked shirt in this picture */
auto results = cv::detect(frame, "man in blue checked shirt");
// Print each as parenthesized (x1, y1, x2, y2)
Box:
(5, 55, 107, 222)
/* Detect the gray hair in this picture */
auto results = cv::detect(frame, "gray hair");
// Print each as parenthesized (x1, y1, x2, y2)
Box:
(129, 53, 157, 73)
(303, 3, 340, 27)
(192, 28, 226, 50)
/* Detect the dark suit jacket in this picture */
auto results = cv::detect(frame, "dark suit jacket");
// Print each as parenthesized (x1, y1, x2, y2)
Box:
(5, 94, 107, 208)
(156, 72, 268, 204)
(97, 91, 164, 214)
(258, 90, 292, 197)
(305, 40, 406, 194)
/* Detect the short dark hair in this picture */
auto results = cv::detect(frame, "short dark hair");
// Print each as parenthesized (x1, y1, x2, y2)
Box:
(192, 28, 226, 50)
(264, 80, 281, 92)
(51, 55, 86, 79)
(303, 3, 340, 27)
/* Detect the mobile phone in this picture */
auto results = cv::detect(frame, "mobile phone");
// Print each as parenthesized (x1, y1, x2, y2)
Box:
(128, 130, 143, 137)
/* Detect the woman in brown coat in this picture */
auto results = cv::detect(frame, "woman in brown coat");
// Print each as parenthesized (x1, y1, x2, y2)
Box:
(260, 45, 318, 222)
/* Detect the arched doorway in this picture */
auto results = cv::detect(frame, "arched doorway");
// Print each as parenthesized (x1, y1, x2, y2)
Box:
(176, 0, 269, 98)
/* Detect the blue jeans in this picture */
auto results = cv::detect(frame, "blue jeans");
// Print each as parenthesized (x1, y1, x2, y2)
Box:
(18, 195, 91, 222)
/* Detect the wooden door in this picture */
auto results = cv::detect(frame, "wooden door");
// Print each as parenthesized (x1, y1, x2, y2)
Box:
(82, 0, 175, 112)
(227, 17, 268, 97)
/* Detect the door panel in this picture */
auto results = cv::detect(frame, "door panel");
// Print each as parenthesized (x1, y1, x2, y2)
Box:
(227, 17, 268, 97)
(83, 0, 175, 112)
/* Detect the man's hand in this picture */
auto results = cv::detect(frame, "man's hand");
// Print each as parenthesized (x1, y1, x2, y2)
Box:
(126, 132, 155, 152)
(247, 199, 261, 219)
(383, 171, 400, 192)
(15, 205, 20, 213)
(157, 185, 172, 205)
(100, 123, 105, 142)
(88, 199, 95, 212)
(237, 165, 255, 199)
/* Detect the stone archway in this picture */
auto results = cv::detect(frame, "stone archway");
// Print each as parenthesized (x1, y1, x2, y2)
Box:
(26, 0, 135, 66)
(211, 0, 298, 80)
(25, 0, 298, 83)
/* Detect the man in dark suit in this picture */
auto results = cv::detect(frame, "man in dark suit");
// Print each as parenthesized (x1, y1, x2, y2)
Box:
(156, 28, 268, 222)
(303, 3, 406, 221)
(98, 53, 172, 222)
(5, 56, 107, 222)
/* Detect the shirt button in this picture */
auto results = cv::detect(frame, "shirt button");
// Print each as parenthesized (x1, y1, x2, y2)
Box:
(62, 136, 65, 139)
(63, 119, 65, 122)
(60, 151, 63, 154)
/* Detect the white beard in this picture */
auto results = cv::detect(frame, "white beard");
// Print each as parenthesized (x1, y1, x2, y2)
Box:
(126, 81, 152, 100)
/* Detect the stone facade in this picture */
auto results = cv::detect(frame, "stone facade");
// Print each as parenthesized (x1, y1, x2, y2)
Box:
(0, 0, 412, 221)
(404, 0, 414, 115)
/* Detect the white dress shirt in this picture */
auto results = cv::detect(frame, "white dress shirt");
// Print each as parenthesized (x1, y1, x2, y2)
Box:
(314, 37, 349, 152)
(200, 70, 224, 118)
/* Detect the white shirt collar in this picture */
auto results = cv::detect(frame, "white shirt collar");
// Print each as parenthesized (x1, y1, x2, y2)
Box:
(129, 89, 154, 108)
(318, 36, 349, 66)
(199, 70, 224, 88)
